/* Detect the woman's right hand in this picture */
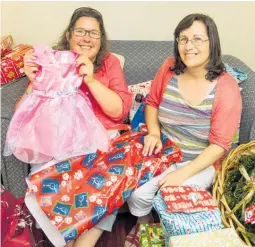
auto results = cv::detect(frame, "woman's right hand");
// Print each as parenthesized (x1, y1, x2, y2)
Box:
(24, 49, 38, 81)
(142, 134, 162, 156)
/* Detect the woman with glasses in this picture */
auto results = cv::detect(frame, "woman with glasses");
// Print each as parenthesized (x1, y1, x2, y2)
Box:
(126, 13, 242, 226)
(23, 7, 131, 133)
(21, 7, 132, 247)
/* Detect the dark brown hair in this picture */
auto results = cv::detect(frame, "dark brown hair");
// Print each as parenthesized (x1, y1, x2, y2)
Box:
(171, 13, 225, 81)
(53, 7, 109, 72)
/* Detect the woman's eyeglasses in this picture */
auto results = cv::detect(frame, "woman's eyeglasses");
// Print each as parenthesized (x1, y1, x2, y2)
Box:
(72, 28, 101, 39)
(177, 36, 209, 46)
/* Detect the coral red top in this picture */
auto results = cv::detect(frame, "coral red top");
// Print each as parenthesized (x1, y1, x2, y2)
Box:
(26, 53, 132, 129)
(80, 53, 132, 128)
(146, 57, 242, 152)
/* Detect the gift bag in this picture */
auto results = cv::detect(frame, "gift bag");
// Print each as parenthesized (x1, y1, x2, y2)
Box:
(1, 185, 45, 247)
(139, 223, 165, 247)
(152, 186, 224, 245)
(26, 124, 183, 246)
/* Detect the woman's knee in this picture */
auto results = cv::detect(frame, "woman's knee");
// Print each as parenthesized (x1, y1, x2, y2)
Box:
(127, 188, 144, 205)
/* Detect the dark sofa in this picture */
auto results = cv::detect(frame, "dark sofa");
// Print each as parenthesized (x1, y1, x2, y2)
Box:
(1, 40, 255, 197)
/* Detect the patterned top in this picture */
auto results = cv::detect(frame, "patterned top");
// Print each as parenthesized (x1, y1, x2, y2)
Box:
(158, 77, 216, 162)
(146, 57, 242, 152)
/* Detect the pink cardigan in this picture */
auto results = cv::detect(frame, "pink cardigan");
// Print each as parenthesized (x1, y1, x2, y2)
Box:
(146, 57, 242, 152)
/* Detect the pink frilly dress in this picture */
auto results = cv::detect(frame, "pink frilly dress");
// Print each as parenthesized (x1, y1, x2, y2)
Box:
(4, 45, 110, 164)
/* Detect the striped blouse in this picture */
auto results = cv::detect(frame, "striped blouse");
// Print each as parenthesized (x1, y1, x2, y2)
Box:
(158, 77, 216, 162)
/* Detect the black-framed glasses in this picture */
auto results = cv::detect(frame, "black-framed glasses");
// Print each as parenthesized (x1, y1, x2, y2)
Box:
(176, 36, 209, 46)
(72, 28, 101, 39)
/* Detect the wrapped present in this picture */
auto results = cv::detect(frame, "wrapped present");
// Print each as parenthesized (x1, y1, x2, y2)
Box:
(1, 44, 32, 86)
(25, 124, 183, 246)
(160, 186, 218, 213)
(1, 35, 14, 57)
(139, 223, 165, 247)
(169, 228, 249, 247)
(152, 189, 223, 244)
(245, 205, 255, 225)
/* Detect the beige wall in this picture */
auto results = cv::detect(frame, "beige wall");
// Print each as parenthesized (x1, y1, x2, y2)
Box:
(2, 1, 255, 69)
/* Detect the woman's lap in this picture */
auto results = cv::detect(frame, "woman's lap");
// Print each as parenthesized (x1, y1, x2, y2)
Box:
(127, 161, 215, 217)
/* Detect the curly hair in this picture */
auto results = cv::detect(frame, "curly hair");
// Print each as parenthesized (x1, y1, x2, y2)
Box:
(53, 7, 109, 72)
(170, 13, 225, 81)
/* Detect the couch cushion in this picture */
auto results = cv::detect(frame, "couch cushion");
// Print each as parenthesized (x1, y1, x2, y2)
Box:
(110, 41, 174, 85)
(1, 76, 28, 119)
(111, 53, 125, 69)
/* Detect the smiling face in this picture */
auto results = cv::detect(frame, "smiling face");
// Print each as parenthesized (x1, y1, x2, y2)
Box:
(66, 16, 101, 61)
(178, 21, 210, 70)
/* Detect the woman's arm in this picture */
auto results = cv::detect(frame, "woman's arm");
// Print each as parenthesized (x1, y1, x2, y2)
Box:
(15, 49, 37, 110)
(159, 143, 224, 187)
(145, 105, 161, 137)
(142, 105, 163, 156)
(142, 58, 175, 156)
(77, 54, 131, 119)
(85, 79, 123, 118)
(14, 83, 33, 110)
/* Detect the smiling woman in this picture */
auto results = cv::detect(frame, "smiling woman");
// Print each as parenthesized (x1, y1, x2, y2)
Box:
(67, 16, 102, 61)
(16, 6, 132, 247)
(23, 7, 132, 126)
(177, 21, 210, 72)
(126, 13, 242, 230)
(54, 7, 108, 73)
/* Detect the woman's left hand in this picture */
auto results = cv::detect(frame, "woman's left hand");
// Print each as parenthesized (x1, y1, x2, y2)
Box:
(159, 168, 187, 188)
(76, 55, 95, 84)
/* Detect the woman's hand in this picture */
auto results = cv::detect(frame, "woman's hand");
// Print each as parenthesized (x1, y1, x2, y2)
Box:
(142, 134, 162, 156)
(76, 55, 95, 84)
(159, 168, 187, 188)
(24, 49, 38, 81)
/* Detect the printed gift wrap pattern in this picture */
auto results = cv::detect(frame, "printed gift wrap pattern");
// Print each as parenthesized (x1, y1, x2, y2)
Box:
(26, 124, 182, 246)
(160, 186, 218, 213)
(139, 223, 165, 247)
(1, 44, 33, 86)
(245, 205, 255, 225)
(152, 188, 223, 244)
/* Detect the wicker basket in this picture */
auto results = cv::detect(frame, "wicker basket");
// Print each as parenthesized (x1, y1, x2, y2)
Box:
(213, 140, 255, 246)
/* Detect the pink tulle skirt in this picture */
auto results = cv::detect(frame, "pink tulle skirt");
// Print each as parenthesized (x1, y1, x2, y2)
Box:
(4, 90, 110, 164)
